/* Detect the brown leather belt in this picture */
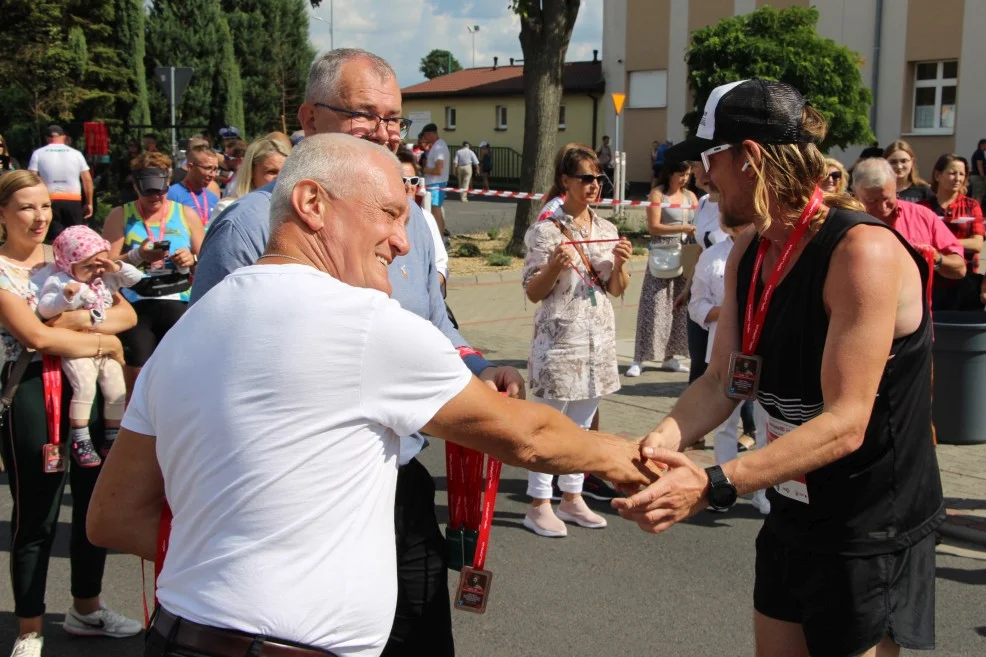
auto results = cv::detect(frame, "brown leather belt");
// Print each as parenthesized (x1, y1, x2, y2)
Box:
(151, 607, 339, 657)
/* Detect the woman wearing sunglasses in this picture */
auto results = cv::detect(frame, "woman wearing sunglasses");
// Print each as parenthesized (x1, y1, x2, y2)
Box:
(520, 143, 633, 537)
(101, 151, 204, 393)
(626, 159, 698, 378)
(821, 158, 848, 194)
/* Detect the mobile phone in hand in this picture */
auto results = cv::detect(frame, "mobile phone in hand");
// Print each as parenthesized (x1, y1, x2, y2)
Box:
(153, 240, 171, 252)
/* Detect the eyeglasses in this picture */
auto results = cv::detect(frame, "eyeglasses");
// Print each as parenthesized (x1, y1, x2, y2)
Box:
(402, 176, 422, 187)
(700, 144, 733, 171)
(572, 174, 606, 185)
(189, 162, 218, 174)
(314, 103, 413, 139)
(826, 171, 843, 182)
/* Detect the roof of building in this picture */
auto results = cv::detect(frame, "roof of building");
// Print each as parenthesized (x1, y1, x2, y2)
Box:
(401, 60, 605, 99)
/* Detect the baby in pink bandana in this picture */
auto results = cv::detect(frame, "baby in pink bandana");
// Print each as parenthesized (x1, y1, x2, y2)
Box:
(37, 226, 142, 467)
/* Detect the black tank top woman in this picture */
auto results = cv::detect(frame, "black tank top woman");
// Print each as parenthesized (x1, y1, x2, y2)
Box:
(736, 207, 945, 556)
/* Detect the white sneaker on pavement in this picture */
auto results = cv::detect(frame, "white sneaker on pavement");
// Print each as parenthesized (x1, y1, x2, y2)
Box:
(752, 490, 772, 515)
(557, 496, 608, 528)
(9, 633, 42, 657)
(523, 504, 568, 537)
(660, 358, 689, 373)
(63, 605, 142, 638)
(625, 362, 642, 377)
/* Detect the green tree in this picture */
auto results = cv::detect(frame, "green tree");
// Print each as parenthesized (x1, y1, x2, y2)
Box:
(116, 0, 151, 126)
(684, 6, 874, 152)
(222, 0, 315, 136)
(146, 0, 245, 136)
(506, 0, 581, 255)
(419, 49, 463, 80)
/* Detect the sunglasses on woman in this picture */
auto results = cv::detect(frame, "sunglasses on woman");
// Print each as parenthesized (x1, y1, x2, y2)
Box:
(826, 171, 842, 182)
(572, 174, 606, 185)
(402, 176, 422, 187)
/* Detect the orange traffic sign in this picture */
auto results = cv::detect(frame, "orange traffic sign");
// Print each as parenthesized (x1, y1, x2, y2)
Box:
(611, 93, 626, 115)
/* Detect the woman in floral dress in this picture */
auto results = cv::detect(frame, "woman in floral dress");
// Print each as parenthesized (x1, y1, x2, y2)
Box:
(521, 144, 633, 537)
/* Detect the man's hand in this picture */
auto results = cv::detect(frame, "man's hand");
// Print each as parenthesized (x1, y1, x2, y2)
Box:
(83, 203, 93, 219)
(478, 366, 526, 399)
(611, 449, 710, 534)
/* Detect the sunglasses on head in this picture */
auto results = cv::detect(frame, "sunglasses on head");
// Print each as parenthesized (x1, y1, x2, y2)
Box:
(572, 173, 606, 185)
(826, 171, 843, 182)
(402, 176, 422, 187)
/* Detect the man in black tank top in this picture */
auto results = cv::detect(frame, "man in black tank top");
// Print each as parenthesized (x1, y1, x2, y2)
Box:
(613, 81, 944, 657)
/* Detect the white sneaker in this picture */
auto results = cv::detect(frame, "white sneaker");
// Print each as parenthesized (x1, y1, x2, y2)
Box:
(557, 496, 608, 528)
(63, 605, 142, 638)
(523, 504, 568, 537)
(752, 490, 772, 515)
(625, 362, 642, 377)
(660, 358, 689, 373)
(10, 633, 42, 657)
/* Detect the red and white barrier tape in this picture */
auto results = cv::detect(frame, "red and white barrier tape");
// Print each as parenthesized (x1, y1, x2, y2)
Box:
(436, 187, 684, 208)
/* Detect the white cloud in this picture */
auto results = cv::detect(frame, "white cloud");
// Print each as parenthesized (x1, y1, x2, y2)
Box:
(308, 0, 603, 88)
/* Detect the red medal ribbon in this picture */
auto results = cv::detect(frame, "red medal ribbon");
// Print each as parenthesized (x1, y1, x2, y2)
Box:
(142, 501, 172, 627)
(743, 187, 823, 355)
(471, 455, 502, 571)
(41, 355, 62, 446)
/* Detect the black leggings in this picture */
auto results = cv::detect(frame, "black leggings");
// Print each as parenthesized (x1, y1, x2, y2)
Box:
(120, 300, 188, 367)
(0, 361, 107, 618)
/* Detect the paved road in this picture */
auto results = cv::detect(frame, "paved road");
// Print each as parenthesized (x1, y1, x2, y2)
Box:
(441, 196, 519, 236)
(1, 264, 984, 656)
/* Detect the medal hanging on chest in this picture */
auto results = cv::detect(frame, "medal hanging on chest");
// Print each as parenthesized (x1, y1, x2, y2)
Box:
(727, 187, 822, 401)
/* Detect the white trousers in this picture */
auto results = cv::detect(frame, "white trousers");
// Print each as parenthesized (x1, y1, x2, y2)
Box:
(526, 396, 600, 500)
(714, 401, 768, 465)
(62, 356, 127, 423)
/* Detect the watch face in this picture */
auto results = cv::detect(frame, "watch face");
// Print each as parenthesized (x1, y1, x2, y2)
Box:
(710, 485, 737, 509)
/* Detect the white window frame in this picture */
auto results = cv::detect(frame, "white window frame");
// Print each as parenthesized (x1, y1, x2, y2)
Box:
(627, 70, 668, 109)
(495, 105, 508, 130)
(445, 106, 456, 130)
(909, 60, 957, 136)
(558, 104, 567, 130)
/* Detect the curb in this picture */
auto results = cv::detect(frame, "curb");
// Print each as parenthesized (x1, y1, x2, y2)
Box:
(939, 511, 986, 547)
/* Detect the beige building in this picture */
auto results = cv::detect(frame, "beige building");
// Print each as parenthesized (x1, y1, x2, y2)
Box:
(401, 57, 606, 178)
(604, 0, 986, 185)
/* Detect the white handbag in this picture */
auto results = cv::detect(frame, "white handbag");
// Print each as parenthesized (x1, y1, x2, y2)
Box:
(648, 241, 683, 279)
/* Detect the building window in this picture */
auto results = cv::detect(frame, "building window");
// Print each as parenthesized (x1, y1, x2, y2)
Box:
(558, 104, 567, 130)
(495, 105, 508, 130)
(445, 107, 456, 130)
(912, 60, 957, 133)
(627, 70, 668, 109)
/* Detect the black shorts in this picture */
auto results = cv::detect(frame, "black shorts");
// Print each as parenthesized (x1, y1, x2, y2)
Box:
(119, 299, 188, 366)
(754, 525, 936, 657)
(47, 199, 85, 243)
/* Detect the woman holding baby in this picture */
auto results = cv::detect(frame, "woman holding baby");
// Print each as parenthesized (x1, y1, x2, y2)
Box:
(0, 170, 143, 656)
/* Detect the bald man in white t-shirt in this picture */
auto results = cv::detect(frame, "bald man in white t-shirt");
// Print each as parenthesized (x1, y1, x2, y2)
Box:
(88, 134, 656, 657)
(28, 125, 93, 241)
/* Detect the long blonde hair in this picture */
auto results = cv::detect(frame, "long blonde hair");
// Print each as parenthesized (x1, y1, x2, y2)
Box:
(232, 137, 292, 199)
(823, 158, 848, 194)
(883, 139, 927, 188)
(744, 106, 861, 232)
(0, 170, 47, 242)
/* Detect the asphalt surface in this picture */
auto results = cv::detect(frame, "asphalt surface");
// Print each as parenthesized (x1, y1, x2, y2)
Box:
(440, 196, 523, 236)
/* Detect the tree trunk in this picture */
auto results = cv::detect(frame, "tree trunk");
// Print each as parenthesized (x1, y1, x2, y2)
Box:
(506, 0, 580, 256)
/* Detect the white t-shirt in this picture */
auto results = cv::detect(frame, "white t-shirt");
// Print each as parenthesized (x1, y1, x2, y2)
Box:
(694, 194, 728, 250)
(28, 144, 89, 200)
(688, 237, 733, 363)
(425, 139, 450, 186)
(122, 264, 472, 657)
(454, 147, 479, 168)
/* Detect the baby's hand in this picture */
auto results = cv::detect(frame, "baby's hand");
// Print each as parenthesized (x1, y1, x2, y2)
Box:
(63, 282, 81, 300)
(95, 256, 122, 273)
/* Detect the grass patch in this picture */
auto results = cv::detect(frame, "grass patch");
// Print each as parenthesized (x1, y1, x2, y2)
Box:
(486, 227, 501, 240)
(632, 246, 647, 256)
(456, 243, 482, 257)
(486, 252, 513, 267)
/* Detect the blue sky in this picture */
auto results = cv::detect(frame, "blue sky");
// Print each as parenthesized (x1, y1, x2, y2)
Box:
(308, 0, 604, 88)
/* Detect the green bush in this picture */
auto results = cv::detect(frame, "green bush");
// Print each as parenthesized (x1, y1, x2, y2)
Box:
(487, 253, 512, 267)
(632, 246, 646, 256)
(486, 227, 501, 240)
(455, 242, 482, 257)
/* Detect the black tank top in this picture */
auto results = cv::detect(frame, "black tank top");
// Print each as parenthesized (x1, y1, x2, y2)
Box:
(736, 207, 945, 556)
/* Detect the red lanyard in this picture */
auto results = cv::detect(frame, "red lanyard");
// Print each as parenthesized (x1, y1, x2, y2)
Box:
(41, 355, 62, 446)
(136, 200, 169, 244)
(142, 502, 172, 627)
(471, 455, 502, 571)
(743, 187, 823, 355)
(184, 184, 209, 225)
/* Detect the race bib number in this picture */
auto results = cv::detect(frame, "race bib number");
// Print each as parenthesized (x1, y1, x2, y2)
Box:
(765, 415, 809, 504)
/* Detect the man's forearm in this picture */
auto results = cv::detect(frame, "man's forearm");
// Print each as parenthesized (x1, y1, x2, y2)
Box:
(655, 371, 739, 450)
(939, 253, 966, 279)
(722, 411, 857, 496)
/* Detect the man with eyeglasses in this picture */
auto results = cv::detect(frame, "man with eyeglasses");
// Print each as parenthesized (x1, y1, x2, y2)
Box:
(167, 144, 219, 227)
(190, 48, 525, 657)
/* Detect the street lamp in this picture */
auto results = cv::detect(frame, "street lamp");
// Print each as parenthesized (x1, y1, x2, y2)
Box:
(467, 25, 480, 68)
(311, 1, 334, 50)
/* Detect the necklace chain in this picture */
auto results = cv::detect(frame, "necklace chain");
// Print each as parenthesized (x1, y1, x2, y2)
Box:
(258, 253, 310, 266)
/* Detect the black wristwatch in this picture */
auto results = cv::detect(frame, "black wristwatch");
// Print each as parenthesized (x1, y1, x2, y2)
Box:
(705, 465, 737, 510)
(934, 252, 943, 271)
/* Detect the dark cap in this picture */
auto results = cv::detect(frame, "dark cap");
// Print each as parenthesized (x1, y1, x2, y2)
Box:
(421, 123, 439, 134)
(133, 168, 170, 195)
(666, 79, 819, 163)
(859, 146, 884, 159)
(218, 126, 241, 140)
(44, 125, 65, 137)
